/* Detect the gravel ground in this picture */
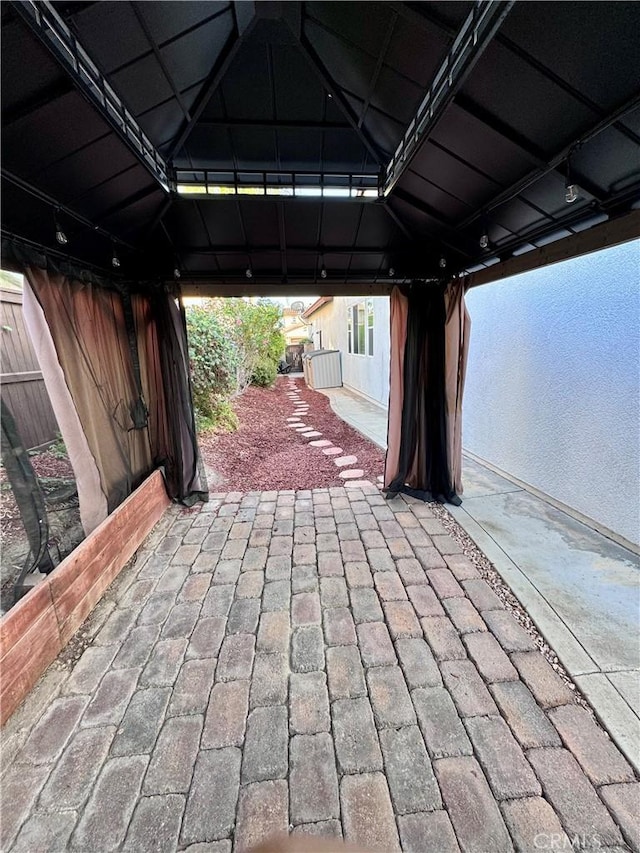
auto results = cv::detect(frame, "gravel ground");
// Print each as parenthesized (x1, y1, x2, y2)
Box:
(199, 376, 385, 491)
(431, 500, 591, 709)
(1, 450, 81, 613)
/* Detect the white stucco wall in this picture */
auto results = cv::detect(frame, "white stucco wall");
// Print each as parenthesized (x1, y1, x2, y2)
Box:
(464, 240, 640, 545)
(306, 296, 390, 407)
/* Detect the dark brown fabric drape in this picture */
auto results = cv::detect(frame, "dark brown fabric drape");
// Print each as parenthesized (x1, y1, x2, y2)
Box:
(444, 279, 471, 495)
(23, 267, 207, 525)
(384, 281, 470, 504)
(384, 286, 409, 488)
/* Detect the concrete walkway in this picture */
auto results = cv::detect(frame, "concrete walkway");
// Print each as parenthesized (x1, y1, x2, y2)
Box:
(2, 487, 638, 852)
(322, 385, 640, 772)
(320, 386, 388, 449)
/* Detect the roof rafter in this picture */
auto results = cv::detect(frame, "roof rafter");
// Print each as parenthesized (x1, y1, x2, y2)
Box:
(292, 16, 386, 167)
(167, 2, 258, 161)
(131, 2, 192, 123)
(11, 0, 170, 191)
(196, 119, 351, 131)
(453, 95, 607, 203)
(459, 89, 640, 229)
(357, 11, 398, 130)
(180, 245, 400, 256)
(383, 0, 514, 196)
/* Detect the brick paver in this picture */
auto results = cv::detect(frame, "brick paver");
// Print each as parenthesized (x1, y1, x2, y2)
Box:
(2, 486, 636, 852)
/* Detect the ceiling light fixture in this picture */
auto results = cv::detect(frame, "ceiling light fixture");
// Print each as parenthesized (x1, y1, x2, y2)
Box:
(111, 244, 121, 268)
(565, 184, 579, 204)
(320, 266, 327, 279)
(439, 256, 447, 269)
(479, 233, 489, 249)
(245, 267, 253, 279)
(388, 267, 395, 277)
(54, 208, 67, 245)
(565, 151, 580, 204)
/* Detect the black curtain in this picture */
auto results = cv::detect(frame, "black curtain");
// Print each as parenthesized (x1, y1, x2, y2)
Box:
(385, 285, 461, 505)
(5, 235, 208, 517)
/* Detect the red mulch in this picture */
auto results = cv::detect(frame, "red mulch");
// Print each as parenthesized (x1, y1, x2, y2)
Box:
(198, 377, 385, 491)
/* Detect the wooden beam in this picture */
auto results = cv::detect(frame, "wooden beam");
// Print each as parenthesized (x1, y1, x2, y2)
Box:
(465, 210, 640, 288)
(180, 280, 396, 298)
(0, 470, 170, 724)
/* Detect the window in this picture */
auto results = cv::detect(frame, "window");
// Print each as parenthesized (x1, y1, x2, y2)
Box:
(347, 300, 374, 356)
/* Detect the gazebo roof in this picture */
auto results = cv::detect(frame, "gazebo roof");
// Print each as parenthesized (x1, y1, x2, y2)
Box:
(2, 1, 639, 292)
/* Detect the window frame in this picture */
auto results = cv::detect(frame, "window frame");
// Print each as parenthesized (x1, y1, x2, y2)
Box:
(347, 299, 374, 357)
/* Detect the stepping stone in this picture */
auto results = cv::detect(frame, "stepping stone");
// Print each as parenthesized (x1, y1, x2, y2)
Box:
(294, 425, 309, 431)
(377, 475, 384, 482)
(334, 455, 358, 467)
(339, 469, 365, 479)
(322, 447, 343, 455)
(310, 440, 332, 447)
(301, 431, 322, 439)
(287, 417, 302, 422)
(299, 428, 316, 434)
(287, 424, 303, 429)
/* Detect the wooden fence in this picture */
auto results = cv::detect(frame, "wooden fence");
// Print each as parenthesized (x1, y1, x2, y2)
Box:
(1, 288, 59, 450)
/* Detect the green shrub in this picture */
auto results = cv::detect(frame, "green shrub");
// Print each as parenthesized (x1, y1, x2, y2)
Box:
(251, 359, 277, 387)
(186, 297, 284, 432)
(219, 298, 285, 390)
(195, 398, 239, 434)
(48, 433, 68, 459)
(186, 301, 238, 430)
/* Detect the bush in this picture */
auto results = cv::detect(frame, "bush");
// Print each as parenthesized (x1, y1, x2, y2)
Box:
(219, 298, 285, 390)
(186, 302, 238, 430)
(195, 398, 239, 434)
(251, 359, 277, 388)
(186, 297, 285, 433)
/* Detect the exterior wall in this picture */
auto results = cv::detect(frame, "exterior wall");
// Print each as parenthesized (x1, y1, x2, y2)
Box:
(306, 296, 390, 407)
(463, 240, 640, 546)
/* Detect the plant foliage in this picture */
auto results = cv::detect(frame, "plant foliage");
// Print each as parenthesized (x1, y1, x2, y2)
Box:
(185, 298, 285, 432)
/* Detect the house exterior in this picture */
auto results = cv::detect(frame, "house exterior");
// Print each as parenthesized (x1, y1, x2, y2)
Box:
(302, 296, 391, 408)
(463, 239, 639, 548)
(281, 307, 310, 347)
(303, 240, 639, 548)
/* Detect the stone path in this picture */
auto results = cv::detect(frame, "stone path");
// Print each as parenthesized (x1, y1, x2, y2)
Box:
(286, 376, 365, 484)
(2, 486, 639, 852)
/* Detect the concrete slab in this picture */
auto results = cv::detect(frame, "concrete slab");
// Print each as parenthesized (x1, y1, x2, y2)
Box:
(459, 457, 523, 498)
(319, 387, 388, 449)
(320, 383, 640, 772)
(458, 489, 639, 674)
(574, 673, 640, 771)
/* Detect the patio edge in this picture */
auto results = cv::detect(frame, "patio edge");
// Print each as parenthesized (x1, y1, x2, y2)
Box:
(0, 469, 171, 726)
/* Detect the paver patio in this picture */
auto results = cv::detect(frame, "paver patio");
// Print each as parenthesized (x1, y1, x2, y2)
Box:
(2, 485, 638, 852)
